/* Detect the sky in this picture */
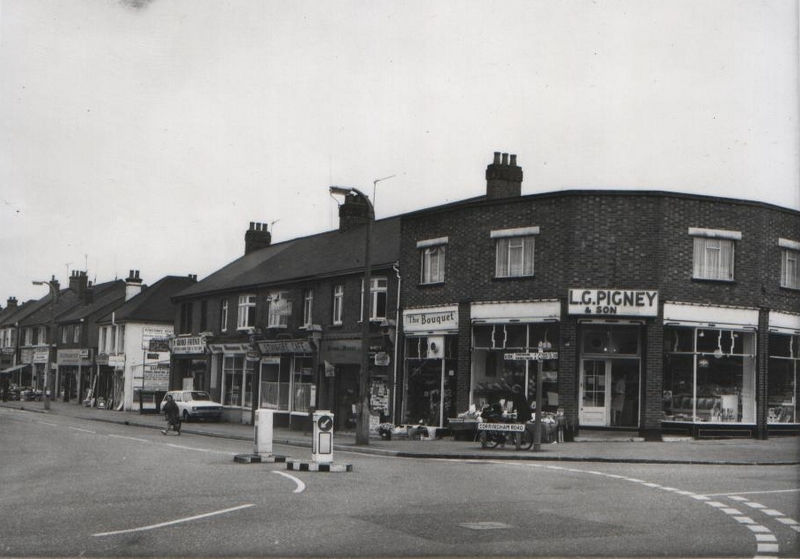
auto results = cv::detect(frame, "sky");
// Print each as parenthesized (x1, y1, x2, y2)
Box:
(1, 0, 798, 305)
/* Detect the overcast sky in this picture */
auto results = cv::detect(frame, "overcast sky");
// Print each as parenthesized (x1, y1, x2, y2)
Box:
(1, 0, 798, 305)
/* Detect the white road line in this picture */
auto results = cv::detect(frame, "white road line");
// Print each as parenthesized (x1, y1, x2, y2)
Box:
(272, 471, 306, 493)
(92, 504, 255, 537)
(38, 421, 58, 426)
(69, 427, 96, 434)
(762, 510, 784, 517)
(757, 543, 780, 553)
(703, 488, 800, 497)
(163, 443, 235, 456)
(734, 517, 756, 524)
(747, 525, 772, 533)
(721, 508, 743, 515)
(776, 517, 799, 526)
(745, 502, 766, 509)
(108, 434, 149, 443)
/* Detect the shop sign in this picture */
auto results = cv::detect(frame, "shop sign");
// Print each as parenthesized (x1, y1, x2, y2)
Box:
(477, 423, 524, 432)
(95, 353, 109, 366)
(142, 326, 173, 350)
(504, 351, 559, 361)
(245, 351, 260, 361)
(1, 347, 15, 355)
(257, 340, 313, 354)
(169, 336, 207, 355)
(108, 354, 125, 368)
(20, 348, 33, 364)
(568, 289, 658, 316)
(374, 352, 391, 366)
(33, 348, 49, 364)
(403, 305, 459, 333)
(143, 363, 170, 390)
(148, 338, 170, 353)
(57, 349, 93, 366)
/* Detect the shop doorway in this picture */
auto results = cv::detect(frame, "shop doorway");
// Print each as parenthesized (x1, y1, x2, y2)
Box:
(579, 358, 640, 427)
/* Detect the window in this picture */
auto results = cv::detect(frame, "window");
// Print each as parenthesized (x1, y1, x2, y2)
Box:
(61, 327, 68, 344)
(418, 237, 447, 284)
(361, 277, 387, 321)
(492, 227, 539, 278)
(690, 228, 739, 281)
(38, 326, 47, 345)
(110, 326, 117, 353)
(237, 295, 256, 330)
(222, 355, 254, 407)
(99, 328, 107, 353)
(180, 302, 194, 334)
(73, 324, 80, 344)
(767, 333, 798, 424)
(268, 291, 292, 328)
(302, 288, 314, 327)
(200, 300, 208, 331)
(220, 300, 229, 332)
(332, 285, 344, 325)
(780, 239, 800, 290)
(24, 328, 32, 346)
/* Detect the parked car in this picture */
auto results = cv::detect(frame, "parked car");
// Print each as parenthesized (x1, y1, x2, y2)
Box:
(160, 390, 222, 422)
(20, 387, 43, 401)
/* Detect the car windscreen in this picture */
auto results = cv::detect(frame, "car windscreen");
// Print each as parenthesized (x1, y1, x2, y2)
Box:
(186, 391, 211, 401)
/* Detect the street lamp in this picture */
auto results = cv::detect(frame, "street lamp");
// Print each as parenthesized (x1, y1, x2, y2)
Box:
(32, 277, 59, 411)
(329, 186, 374, 445)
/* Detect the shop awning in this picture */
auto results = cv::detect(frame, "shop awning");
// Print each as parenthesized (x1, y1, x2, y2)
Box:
(0, 363, 30, 376)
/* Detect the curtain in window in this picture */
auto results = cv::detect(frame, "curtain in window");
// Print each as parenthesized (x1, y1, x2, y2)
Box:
(693, 237, 733, 280)
(495, 236, 534, 277)
(783, 249, 799, 288)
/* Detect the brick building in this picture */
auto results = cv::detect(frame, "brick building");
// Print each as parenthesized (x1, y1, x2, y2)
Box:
(399, 152, 799, 440)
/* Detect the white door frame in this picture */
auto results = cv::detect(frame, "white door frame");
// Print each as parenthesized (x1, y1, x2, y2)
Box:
(579, 357, 641, 427)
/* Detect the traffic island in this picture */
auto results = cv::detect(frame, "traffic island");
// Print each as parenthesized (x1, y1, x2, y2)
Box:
(233, 409, 288, 464)
(234, 453, 287, 464)
(286, 460, 352, 472)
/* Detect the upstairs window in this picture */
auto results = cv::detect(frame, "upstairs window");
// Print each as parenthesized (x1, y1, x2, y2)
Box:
(418, 237, 447, 284)
(24, 328, 32, 346)
(302, 288, 314, 327)
(690, 227, 739, 281)
(332, 285, 344, 325)
(61, 327, 68, 344)
(268, 291, 292, 328)
(73, 324, 80, 344)
(180, 302, 194, 334)
(237, 295, 256, 330)
(492, 226, 539, 278)
(361, 277, 388, 321)
(779, 238, 800, 290)
(220, 300, 229, 332)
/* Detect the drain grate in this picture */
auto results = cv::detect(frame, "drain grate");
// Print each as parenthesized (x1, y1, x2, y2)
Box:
(458, 522, 513, 530)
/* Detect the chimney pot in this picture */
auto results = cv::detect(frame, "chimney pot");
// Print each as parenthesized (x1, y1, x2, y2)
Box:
(493, 151, 501, 164)
(501, 153, 508, 165)
(485, 151, 523, 199)
(510, 154, 517, 166)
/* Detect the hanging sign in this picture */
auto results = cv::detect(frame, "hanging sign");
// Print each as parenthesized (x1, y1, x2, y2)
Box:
(257, 340, 313, 354)
(568, 289, 658, 316)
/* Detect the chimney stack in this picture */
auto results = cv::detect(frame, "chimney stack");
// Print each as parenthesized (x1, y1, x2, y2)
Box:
(124, 269, 143, 301)
(486, 151, 523, 199)
(338, 192, 373, 232)
(6, 297, 18, 310)
(245, 222, 272, 254)
(68, 270, 88, 297)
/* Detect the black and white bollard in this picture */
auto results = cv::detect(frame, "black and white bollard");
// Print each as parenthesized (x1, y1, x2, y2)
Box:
(287, 410, 352, 472)
(234, 409, 287, 464)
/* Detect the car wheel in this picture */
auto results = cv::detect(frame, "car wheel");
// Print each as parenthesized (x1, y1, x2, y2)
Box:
(182, 410, 190, 422)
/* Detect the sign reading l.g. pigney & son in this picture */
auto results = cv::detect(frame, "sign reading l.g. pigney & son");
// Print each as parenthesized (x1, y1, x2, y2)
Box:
(568, 289, 658, 317)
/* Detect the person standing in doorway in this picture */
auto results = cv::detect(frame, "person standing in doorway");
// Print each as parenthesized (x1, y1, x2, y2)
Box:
(612, 376, 626, 426)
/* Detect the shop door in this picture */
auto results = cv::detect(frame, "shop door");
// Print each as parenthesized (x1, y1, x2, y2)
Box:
(580, 360, 608, 426)
(580, 359, 640, 427)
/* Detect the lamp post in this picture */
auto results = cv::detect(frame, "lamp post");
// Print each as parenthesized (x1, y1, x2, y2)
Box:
(330, 186, 374, 445)
(32, 277, 59, 411)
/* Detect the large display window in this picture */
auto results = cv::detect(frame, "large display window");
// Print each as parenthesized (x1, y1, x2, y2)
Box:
(663, 327, 756, 423)
(471, 323, 559, 412)
(768, 333, 798, 424)
(222, 354, 254, 407)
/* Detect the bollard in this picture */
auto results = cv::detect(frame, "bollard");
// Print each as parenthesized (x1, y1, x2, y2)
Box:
(311, 410, 334, 465)
(254, 409, 274, 457)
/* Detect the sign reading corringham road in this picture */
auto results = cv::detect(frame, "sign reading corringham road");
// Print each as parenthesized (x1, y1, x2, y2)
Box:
(568, 289, 658, 317)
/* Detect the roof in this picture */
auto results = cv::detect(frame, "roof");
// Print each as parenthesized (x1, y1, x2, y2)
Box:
(56, 280, 126, 324)
(11, 290, 74, 327)
(175, 217, 401, 300)
(0, 299, 38, 328)
(97, 276, 196, 324)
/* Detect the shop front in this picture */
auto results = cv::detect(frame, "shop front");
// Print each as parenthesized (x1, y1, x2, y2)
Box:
(208, 341, 255, 424)
(766, 311, 798, 434)
(56, 349, 92, 403)
(402, 305, 459, 427)
(569, 289, 659, 430)
(662, 302, 759, 437)
(169, 334, 210, 405)
(256, 339, 316, 429)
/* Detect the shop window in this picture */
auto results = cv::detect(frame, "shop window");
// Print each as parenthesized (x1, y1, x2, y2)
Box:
(260, 359, 289, 411)
(690, 228, 739, 281)
(302, 289, 314, 327)
(237, 295, 256, 330)
(332, 285, 344, 325)
(492, 227, 538, 278)
(418, 238, 447, 284)
(293, 356, 314, 412)
(582, 327, 639, 355)
(220, 299, 228, 332)
(360, 277, 387, 321)
(662, 326, 756, 423)
(767, 333, 798, 423)
(780, 243, 799, 290)
(222, 355, 254, 407)
(267, 291, 292, 328)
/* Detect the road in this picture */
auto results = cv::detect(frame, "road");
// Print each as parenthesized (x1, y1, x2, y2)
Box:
(1, 407, 798, 557)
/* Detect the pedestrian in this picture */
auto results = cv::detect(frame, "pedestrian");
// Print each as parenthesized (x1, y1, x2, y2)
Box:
(162, 394, 181, 435)
(510, 384, 532, 423)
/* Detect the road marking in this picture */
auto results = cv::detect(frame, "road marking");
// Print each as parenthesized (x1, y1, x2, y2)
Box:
(757, 543, 779, 553)
(108, 434, 149, 443)
(458, 522, 513, 530)
(272, 471, 306, 493)
(37, 421, 58, 427)
(745, 502, 766, 509)
(733, 517, 756, 524)
(92, 504, 255, 537)
(755, 534, 777, 542)
(703, 488, 800, 497)
(163, 443, 235, 456)
(746, 525, 771, 533)
(721, 508, 743, 515)
(69, 427, 96, 434)
(776, 517, 798, 526)
(761, 510, 784, 517)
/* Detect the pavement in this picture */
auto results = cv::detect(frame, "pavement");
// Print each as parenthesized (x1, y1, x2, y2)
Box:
(3, 400, 799, 465)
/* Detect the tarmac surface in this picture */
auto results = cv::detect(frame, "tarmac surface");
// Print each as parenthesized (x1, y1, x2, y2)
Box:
(3, 400, 799, 465)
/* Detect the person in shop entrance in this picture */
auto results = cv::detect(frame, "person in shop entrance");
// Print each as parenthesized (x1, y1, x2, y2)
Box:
(510, 384, 532, 423)
(612, 376, 626, 426)
(161, 394, 181, 435)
